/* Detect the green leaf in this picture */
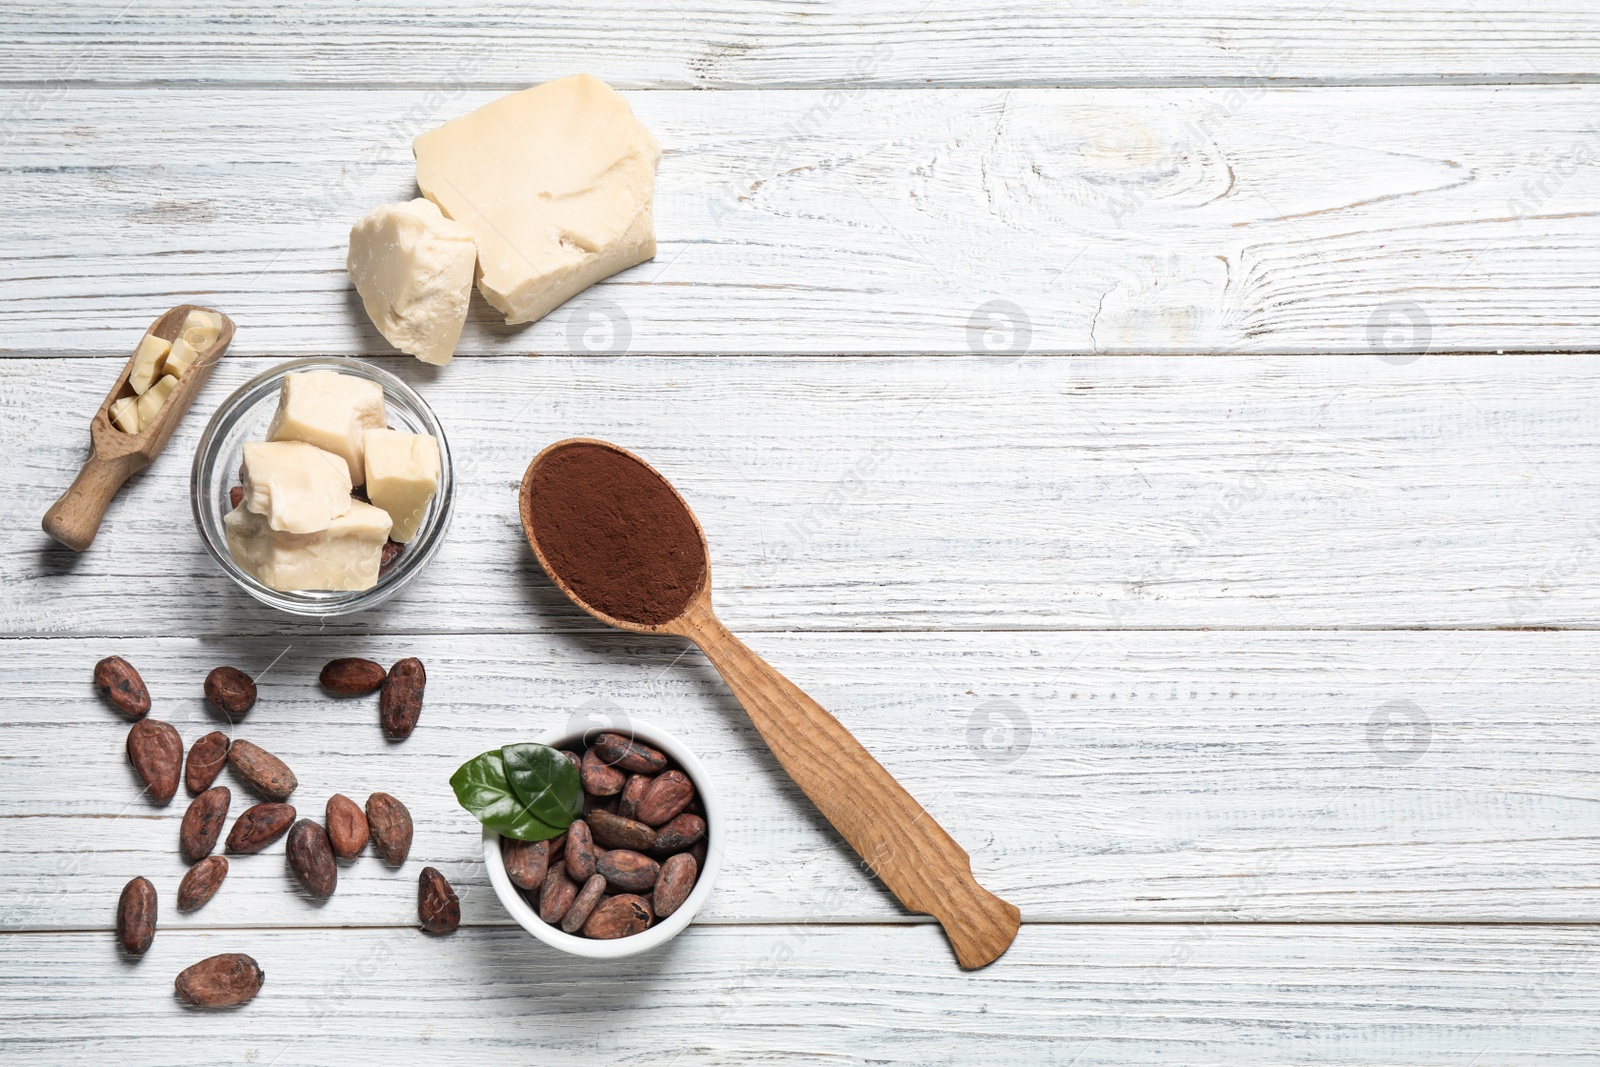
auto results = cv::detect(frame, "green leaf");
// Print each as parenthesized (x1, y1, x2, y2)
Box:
(450, 750, 566, 841)
(501, 742, 584, 828)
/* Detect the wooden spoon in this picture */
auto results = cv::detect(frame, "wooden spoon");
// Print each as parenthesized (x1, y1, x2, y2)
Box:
(520, 438, 1022, 969)
(42, 304, 236, 552)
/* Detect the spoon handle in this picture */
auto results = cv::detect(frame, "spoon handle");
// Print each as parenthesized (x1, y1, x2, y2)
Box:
(42, 451, 144, 552)
(679, 605, 1021, 969)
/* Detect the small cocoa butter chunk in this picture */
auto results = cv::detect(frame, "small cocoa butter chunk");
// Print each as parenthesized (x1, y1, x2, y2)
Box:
(320, 657, 386, 695)
(418, 866, 461, 934)
(653, 852, 699, 918)
(204, 666, 256, 721)
(502, 838, 550, 890)
(227, 739, 297, 801)
(185, 730, 230, 795)
(581, 893, 653, 939)
(174, 953, 264, 1007)
(179, 785, 231, 863)
(226, 802, 296, 854)
(177, 856, 228, 912)
(95, 656, 150, 719)
(324, 794, 369, 859)
(286, 819, 337, 899)
(592, 732, 667, 774)
(379, 657, 425, 740)
(126, 719, 183, 805)
(365, 792, 413, 866)
(117, 876, 157, 956)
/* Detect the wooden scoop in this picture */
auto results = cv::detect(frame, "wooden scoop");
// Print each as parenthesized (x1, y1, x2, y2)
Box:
(42, 304, 236, 552)
(520, 438, 1021, 969)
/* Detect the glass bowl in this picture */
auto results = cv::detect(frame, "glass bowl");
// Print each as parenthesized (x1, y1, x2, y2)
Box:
(190, 357, 454, 616)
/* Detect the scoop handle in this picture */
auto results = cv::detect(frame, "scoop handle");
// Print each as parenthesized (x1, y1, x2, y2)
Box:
(676, 602, 1021, 969)
(42, 451, 144, 552)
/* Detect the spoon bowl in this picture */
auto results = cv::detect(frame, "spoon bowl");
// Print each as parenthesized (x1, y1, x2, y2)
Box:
(520, 438, 1021, 969)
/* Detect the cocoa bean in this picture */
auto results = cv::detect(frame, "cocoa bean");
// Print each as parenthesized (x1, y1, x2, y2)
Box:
(592, 732, 668, 774)
(586, 809, 658, 852)
(379, 657, 425, 740)
(564, 819, 598, 882)
(286, 819, 337, 899)
(560, 874, 607, 934)
(180, 786, 231, 863)
(636, 770, 694, 827)
(618, 774, 650, 820)
(227, 739, 297, 801)
(652, 852, 699, 918)
(126, 719, 182, 805)
(559, 749, 581, 771)
(174, 953, 263, 1007)
(116, 876, 157, 956)
(365, 792, 413, 866)
(581, 894, 653, 939)
(597, 849, 660, 893)
(229, 485, 244, 509)
(690, 839, 708, 871)
(379, 539, 404, 576)
(538, 864, 577, 924)
(319, 657, 386, 695)
(204, 666, 256, 721)
(418, 867, 460, 934)
(226, 802, 296, 854)
(178, 856, 228, 912)
(185, 730, 230, 795)
(324, 794, 368, 860)
(580, 747, 625, 796)
(501, 838, 549, 890)
(94, 656, 150, 719)
(653, 812, 706, 854)
(582, 791, 619, 817)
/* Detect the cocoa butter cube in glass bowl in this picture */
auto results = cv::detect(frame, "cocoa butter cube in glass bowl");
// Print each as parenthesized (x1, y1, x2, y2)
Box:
(190, 358, 454, 617)
(484, 719, 722, 959)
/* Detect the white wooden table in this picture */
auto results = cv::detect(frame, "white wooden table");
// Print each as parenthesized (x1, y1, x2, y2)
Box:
(5, 4, 1600, 1062)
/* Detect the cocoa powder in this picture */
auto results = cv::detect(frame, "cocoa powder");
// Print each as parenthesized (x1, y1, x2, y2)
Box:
(524, 442, 706, 626)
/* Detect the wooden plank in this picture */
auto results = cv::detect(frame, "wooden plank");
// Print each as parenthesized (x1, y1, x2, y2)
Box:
(7, 2, 1600, 88)
(4, 631, 1599, 930)
(4, 87, 1600, 357)
(6, 353, 1600, 636)
(3, 924, 1599, 1063)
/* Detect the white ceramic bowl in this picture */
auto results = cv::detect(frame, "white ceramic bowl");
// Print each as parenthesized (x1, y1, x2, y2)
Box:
(483, 719, 722, 959)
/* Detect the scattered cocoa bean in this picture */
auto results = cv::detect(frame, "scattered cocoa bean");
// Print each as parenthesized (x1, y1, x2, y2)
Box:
(185, 730, 230, 795)
(324, 794, 368, 860)
(592, 732, 668, 774)
(365, 792, 412, 866)
(229, 485, 244, 509)
(180, 785, 231, 863)
(501, 838, 550, 890)
(418, 867, 460, 934)
(379, 657, 425, 740)
(175, 953, 263, 1008)
(653, 852, 699, 919)
(178, 856, 228, 912)
(204, 666, 256, 721)
(538, 864, 578, 924)
(636, 770, 695, 827)
(320, 657, 387, 695)
(126, 719, 182, 805)
(560, 874, 608, 934)
(581, 894, 653, 939)
(586, 809, 658, 852)
(286, 819, 337, 899)
(597, 849, 660, 893)
(580, 747, 625, 796)
(227, 739, 297, 801)
(95, 656, 150, 719)
(116, 876, 157, 956)
(226, 802, 296, 854)
(564, 819, 598, 882)
(653, 812, 707, 854)
(618, 774, 650, 821)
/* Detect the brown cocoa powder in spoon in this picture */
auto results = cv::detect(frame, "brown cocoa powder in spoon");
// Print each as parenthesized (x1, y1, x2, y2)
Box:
(525, 442, 706, 626)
